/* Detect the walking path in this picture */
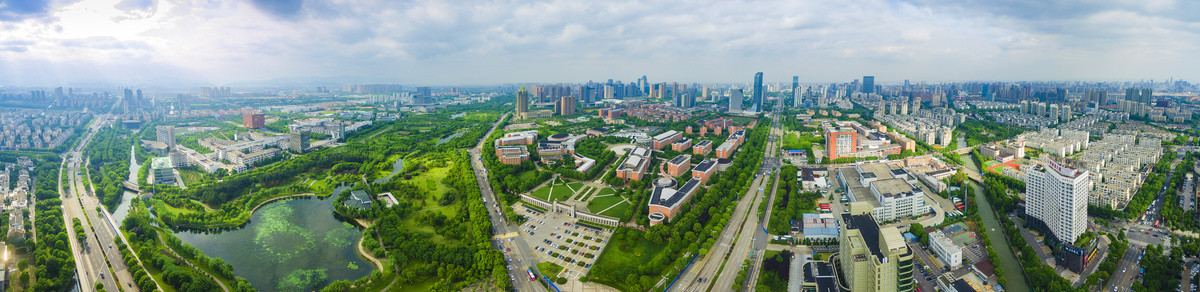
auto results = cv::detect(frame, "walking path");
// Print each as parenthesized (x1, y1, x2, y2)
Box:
(158, 232, 230, 292)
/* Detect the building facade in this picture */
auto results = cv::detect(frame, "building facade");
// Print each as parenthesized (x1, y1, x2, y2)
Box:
(1025, 158, 1091, 244)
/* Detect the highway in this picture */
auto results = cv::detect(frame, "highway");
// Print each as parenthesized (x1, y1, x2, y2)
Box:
(466, 112, 548, 292)
(60, 114, 138, 291)
(716, 107, 783, 291)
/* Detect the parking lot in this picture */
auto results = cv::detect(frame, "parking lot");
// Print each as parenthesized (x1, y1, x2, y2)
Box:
(516, 206, 613, 280)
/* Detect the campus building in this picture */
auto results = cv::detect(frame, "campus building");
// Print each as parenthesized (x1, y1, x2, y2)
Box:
(671, 137, 692, 152)
(652, 130, 684, 150)
(838, 202, 915, 292)
(693, 140, 713, 155)
(692, 159, 717, 184)
(836, 162, 931, 222)
(495, 146, 530, 165)
(648, 179, 701, 225)
(929, 232, 963, 269)
(616, 147, 651, 181)
(665, 154, 691, 177)
(495, 130, 538, 146)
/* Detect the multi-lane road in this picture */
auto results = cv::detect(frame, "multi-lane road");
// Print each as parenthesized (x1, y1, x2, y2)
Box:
(672, 106, 781, 291)
(467, 113, 548, 292)
(60, 114, 140, 292)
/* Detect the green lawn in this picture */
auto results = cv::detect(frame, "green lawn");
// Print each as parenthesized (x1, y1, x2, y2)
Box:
(531, 185, 554, 201)
(549, 182, 574, 202)
(586, 193, 625, 213)
(566, 182, 583, 192)
(516, 170, 539, 182)
(590, 230, 668, 291)
(598, 201, 631, 218)
(538, 261, 564, 277)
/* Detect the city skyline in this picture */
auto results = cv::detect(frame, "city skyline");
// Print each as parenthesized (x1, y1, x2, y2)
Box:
(1, 0, 1199, 86)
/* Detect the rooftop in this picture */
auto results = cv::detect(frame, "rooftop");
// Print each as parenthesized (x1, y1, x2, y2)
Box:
(668, 155, 690, 166)
(872, 178, 917, 198)
(843, 213, 886, 260)
(694, 160, 715, 172)
(151, 157, 173, 169)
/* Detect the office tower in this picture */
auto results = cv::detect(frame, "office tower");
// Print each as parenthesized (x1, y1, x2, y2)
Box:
(862, 76, 875, 94)
(639, 75, 649, 95)
(792, 76, 800, 107)
(981, 83, 990, 99)
(728, 88, 743, 112)
(156, 126, 176, 151)
(839, 202, 915, 292)
(516, 86, 529, 118)
(752, 72, 763, 112)
(1025, 158, 1091, 244)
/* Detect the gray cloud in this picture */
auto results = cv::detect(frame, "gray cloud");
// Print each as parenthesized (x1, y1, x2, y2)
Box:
(0, 0, 1198, 85)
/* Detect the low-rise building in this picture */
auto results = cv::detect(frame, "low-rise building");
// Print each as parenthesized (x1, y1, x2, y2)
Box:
(930, 232, 963, 269)
(666, 154, 691, 177)
(671, 137, 692, 152)
(616, 147, 651, 181)
(496, 146, 530, 165)
(693, 140, 713, 155)
(152, 157, 175, 185)
(652, 130, 684, 150)
(494, 130, 538, 146)
(692, 159, 717, 184)
(648, 179, 701, 225)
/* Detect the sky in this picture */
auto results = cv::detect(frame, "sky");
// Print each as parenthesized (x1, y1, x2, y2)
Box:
(0, 0, 1198, 86)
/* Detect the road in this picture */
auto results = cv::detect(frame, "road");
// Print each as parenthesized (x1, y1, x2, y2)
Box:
(1106, 244, 1144, 292)
(60, 114, 139, 292)
(671, 104, 780, 291)
(743, 107, 785, 290)
(466, 112, 548, 292)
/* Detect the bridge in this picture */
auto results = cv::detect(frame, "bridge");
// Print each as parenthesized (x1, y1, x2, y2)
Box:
(121, 181, 140, 193)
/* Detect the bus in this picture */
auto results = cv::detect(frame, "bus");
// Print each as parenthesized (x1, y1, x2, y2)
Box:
(1154, 220, 1160, 228)
(527, 269, 536, 281)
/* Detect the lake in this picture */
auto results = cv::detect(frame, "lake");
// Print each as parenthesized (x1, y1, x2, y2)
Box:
(171, 192, 374, 291)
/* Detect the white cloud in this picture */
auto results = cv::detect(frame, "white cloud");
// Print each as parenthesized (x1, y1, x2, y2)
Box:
(0, 0, 1196, 85)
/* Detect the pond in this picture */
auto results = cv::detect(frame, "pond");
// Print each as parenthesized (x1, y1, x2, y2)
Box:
(171, 190, 373, 292)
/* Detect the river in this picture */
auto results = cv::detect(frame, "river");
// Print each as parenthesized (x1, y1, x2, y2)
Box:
(962, 158, 1029, 291)
(111, 145, 140, 224)
(371, 158, 404, 184)
(171, 186, 373, 291)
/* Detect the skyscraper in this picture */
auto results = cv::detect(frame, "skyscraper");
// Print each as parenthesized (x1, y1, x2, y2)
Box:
(728, 88, 743, 112)
(1025, 158, 1091, 244)
(792, 76, 800, 108)
(516, 86, 529, 118)
(861, 76, 875, 94)
(752, 72, 764, 112)
(556, 95, 576, 116)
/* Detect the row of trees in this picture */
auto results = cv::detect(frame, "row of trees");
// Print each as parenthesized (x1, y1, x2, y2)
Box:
(590, 117, 771, 291)
(84, 125, 133, 208)
(766, 165, 820, 234)
(28, 156, 75, 291)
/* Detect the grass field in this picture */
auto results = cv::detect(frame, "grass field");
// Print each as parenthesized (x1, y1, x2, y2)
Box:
(597, 201, 631, 218)
(586, 193, 625, 213)
(530, 178, 575, 202)
(538, 261, 565, 277)
(590, 230, 668, 291)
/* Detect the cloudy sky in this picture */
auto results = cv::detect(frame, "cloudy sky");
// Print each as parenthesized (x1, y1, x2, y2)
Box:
(0, 0, 1197, 86)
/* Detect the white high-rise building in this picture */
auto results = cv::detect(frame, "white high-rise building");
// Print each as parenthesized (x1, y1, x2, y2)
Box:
(1025, 158, 1092, 244)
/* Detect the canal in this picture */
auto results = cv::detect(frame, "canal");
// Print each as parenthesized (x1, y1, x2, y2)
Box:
(962, 157, 1029, 291)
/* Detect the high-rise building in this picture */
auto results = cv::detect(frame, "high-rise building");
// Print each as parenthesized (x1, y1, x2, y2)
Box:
(1025, 158, 1091, 244)
(728, 88, 743, 112)
(415, 86, 432, 104)
(288, 130, 309, 153)
(556, 95, 576, 116)
(156, 126, 176, 151)
(862, 76, 875, 94)
(839, 202, 915, 292)
(824, 124, 858, 161)
(516, 86, 529, 118)
(752, 72, 764, 112)
(792, 76, 800, 107)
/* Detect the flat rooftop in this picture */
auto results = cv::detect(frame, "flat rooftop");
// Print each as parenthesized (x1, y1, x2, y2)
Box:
(668, 155, 690, 166)
(872, 178, 916, 198)
(694, 160, 715, 172)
